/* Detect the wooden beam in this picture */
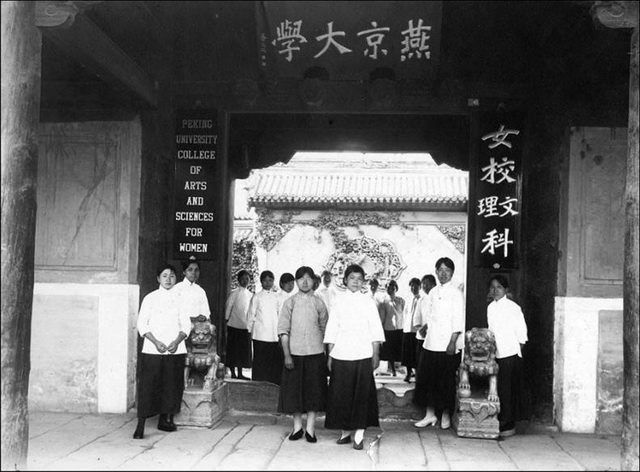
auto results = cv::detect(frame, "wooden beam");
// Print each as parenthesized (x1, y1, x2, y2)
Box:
(39, 10, 158, 107)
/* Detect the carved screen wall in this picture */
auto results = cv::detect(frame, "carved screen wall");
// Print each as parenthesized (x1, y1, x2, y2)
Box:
(35, 122, 140, 281)
(565, 127, 626, 297)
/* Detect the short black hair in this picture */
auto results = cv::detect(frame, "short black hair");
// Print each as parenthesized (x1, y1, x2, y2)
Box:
(435, 257, 455, 272)
(156, 263, 178, 278)
(422, 274, 436, 286)
(489, 274, 510, 289)
(294, 266, 315, 280)
(409, 277, 421, 286)
(260, 270, 275, 282)
(182, 256, 200, 271)
(344, 264, 366, 282)
(279, 272, 295, 288)
(236, 269, 250, 282)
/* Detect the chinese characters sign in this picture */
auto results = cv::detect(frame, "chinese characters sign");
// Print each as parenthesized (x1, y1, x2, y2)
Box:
(256, 1, 442, 80)
(173, 110, 218, 260)
(473, 113, 523, 269)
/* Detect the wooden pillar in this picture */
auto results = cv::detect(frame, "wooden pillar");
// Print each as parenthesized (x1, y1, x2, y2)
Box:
(622, 24, 639, 472)
(1, 2, 41, 470)
(592, 2, 639, 470)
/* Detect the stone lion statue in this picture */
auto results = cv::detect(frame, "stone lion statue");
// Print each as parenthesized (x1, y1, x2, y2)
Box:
(458, 327, 499, 403)
(184, 315, 224, 391)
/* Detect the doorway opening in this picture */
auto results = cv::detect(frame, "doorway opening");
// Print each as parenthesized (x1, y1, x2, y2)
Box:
(230, 150, 469, 388)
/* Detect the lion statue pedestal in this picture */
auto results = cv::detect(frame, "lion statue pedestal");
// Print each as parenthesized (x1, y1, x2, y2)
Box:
(453, 327, 500, 439)
(174, 315, 228, 428)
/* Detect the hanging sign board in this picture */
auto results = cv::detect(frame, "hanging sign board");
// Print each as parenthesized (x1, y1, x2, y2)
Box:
(256, 1, 442, 80)
(473, 111, 523, 269)
(173, 109, 218, 261)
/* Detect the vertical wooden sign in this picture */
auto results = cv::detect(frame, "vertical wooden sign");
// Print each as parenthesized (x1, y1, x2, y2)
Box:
(173, 109, 218, 260)
(473, 111, 523, 269)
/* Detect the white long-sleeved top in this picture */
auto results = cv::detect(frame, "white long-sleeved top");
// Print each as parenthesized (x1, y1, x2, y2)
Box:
(316, 285, 338, 314)
(403, 293, 422, 333)
(415, 294, 430, 341)
(487, 296, 528, 358)
(247, 289, 279, 342)
(324, 290, 386, 361)
(175, 279, 210, 319)
(379, 294, 405, 330)
(137, 285, 192, 355)
(225, 286, 253, 329)
(422, 281, 465, 353)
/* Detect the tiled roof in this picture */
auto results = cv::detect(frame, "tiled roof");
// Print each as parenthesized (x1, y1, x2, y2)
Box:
(244, 153, 468, 210)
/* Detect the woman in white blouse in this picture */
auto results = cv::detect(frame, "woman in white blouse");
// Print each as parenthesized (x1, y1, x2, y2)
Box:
(324, 264, 386, 450)
(247, 270, 283, 385)
(133, 263, 192, 439)
(414, 257, 465, 430)
(487, 274, 529, 437)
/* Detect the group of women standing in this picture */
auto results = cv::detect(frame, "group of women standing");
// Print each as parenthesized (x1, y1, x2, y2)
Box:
(133, 255, 529, 442)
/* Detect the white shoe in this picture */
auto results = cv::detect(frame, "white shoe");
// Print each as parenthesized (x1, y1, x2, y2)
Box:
(414, 415, 438, 428)
(441, 412, 451, 430)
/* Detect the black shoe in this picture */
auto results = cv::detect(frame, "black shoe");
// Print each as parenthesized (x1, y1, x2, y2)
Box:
(305, 431, 317, 443)
(289, 429, 304, 441)
(499, 421, 516, 437)
(133, 428, 144, 439)
(336, 435, 351, 445)
(158, 421, 177, 432)
(353, 439, 364, 450)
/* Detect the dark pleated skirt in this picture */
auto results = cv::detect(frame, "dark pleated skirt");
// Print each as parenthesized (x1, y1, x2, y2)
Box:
(401, 333, 419, 368)
(380, 329, 403, 361)
(412, 349, 460, 414)
(497, 354, 531, 423)
(252, 339, 284, 385)
(226, 326, 251, 368)
(325, 358, 379, 430)
(136, 353, 186, 418)
(277, 353, 327, 414)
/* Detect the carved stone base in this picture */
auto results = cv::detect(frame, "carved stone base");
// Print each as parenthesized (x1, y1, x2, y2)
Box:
(453, 394, 500, 439)
(174, 383, 229, 428)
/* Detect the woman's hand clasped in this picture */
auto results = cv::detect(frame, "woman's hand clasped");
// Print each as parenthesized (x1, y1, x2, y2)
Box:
(154, 341, 168, 353)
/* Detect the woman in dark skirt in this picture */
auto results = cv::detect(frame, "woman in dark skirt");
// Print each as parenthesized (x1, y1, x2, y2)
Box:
(248, 270, 284, 384)
(224, 270, 253, 379)
(413, 257, 465, 430)
(486, 275, 530, 437)
(133, 263, 192, 439)
(378, 280, 405, 376)
(324, 264, 386, 450)
(401, 278, 423, 382)
(277, 266, 329, 443)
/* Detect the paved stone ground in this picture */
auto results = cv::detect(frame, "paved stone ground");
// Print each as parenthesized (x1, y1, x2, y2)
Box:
(26, 411, 622, 471)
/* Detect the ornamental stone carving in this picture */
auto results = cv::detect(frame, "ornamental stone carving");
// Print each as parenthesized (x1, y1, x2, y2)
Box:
(324, 236, 406, 291)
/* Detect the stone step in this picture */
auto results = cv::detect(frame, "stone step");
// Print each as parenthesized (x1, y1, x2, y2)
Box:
(226, 372, 423, 421)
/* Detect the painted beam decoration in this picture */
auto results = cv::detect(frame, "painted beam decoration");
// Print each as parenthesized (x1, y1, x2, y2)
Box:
(256, 1, 442, 79)
(473, 112, 523, 269)
(173, 109, 218, 260)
